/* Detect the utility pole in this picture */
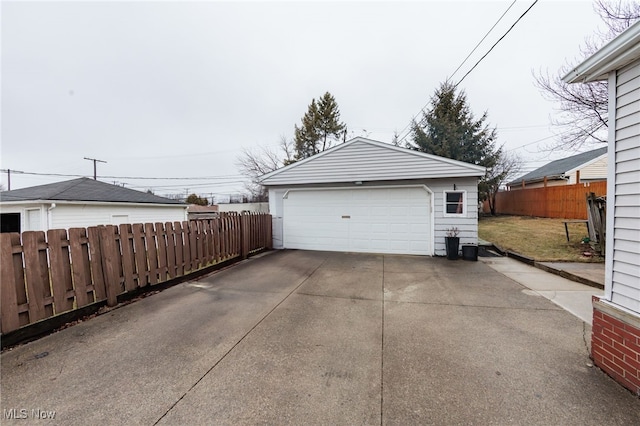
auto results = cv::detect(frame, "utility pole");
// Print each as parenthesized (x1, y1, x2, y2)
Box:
(84, 157, 106, 180)
(1, 169, 14, 190)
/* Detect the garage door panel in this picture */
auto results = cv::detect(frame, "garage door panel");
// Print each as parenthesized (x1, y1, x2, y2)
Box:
(283, 188, 431, 255)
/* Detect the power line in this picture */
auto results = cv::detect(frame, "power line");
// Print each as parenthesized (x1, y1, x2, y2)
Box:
(395, 0, 539, 146)
(454, 0, 539, 89)
(449, 0, 518, 82)
(0, 169, 243, 180)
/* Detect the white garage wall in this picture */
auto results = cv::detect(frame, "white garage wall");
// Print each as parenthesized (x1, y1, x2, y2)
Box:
(1, 202, 188, 232)
(268, 176, 479, 256)
(50, 204, 187, 230)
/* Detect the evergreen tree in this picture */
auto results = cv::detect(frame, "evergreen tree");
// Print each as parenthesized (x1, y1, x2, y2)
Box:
(186, 193, 208, 206)
(293, 92, 346, 161)
(294, 99, 321, 159)
(316, 92, 346, 151)
(409, 82, 499, 170)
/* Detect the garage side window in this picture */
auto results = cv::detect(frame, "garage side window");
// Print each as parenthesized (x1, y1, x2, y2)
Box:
(443, 190, 466, 217)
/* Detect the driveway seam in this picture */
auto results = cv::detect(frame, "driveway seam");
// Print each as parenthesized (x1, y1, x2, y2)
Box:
(384, 300, 563, 311)
(296, 292, 380, 302)
(152, 257, 329, 425)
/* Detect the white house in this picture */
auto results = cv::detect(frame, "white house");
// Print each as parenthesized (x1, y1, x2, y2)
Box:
(564, 20, 640, 395)
(259, 137, 486, 256)
(507, 147, 607, 190)
(0, 178, 187, 233)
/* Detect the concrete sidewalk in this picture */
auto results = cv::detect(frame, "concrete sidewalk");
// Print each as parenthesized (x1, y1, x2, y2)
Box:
(2, 250, 638, 425)
(480, 256, 603, 325)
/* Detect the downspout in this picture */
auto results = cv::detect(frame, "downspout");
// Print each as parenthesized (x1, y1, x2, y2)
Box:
(47, 203, 56, 231)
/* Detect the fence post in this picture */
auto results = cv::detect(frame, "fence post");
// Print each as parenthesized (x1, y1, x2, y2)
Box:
(267, 214, 273, 249)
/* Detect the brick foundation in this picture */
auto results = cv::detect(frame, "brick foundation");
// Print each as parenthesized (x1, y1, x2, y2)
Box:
(591, 297, 640, 396)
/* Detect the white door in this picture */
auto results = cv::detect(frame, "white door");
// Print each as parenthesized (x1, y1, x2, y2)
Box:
(283, 187, 431, 255)
(25, 208, 42, 231)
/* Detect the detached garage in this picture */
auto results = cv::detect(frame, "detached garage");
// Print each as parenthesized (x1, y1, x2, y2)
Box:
(259, 137, 485, 256)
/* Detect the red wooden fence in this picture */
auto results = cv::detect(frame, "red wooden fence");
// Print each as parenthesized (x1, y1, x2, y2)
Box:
(492, 181, 607, 219)
(0, 213, 272, 335)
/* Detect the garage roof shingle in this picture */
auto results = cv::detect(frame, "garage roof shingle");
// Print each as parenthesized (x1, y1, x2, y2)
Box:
(0, 178, 184, 205)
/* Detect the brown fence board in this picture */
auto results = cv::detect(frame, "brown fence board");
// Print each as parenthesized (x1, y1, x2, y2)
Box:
(188, 221, 198, 270)
(22, 232, 51, 321)
(87, 227, 107, 302)
(131, 224, 148, 288)
(1, 234, 21, 333)
(212, 218, 221, 263)
(202, 220, 212, 265)
(173, 222, 184, 276)
(47, 229, 74, 314)
(155, 223, 168, 282)
(144, 223, 159, 285)
(99, 226, 121, 306)
(495, 182, 607, 219)
(165, 222, 177, 278)
(181, 221, 191, 273)
(68, 228, 93, 308)
(118, 224, 137, 292)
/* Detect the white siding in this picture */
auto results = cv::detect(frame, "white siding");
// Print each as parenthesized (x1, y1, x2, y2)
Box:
(610, 58, 640, 313)
(571, 156, 608, 182)
(261, 138, 485, 185)
(0, 202, 187, 232)
(50, 204, 187, 230)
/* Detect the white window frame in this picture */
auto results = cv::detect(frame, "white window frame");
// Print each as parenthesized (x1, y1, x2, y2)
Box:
(443, 190, 467, 217)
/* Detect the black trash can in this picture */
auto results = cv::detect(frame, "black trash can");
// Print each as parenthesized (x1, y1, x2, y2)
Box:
(461, 244, 478, 261)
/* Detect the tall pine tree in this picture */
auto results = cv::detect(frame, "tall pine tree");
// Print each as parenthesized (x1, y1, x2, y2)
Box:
(409, 82, 499, 170)
(294, 92, 346, 161)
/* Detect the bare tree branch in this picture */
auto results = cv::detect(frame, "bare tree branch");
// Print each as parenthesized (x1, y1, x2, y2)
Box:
(235, 136, 293, 201)
(534, 0, 639, 151)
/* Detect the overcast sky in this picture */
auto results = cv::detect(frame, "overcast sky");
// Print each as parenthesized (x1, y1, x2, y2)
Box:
(1, 0, 605, 200)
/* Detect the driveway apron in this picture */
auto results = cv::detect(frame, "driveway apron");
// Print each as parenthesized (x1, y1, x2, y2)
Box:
(2, 250, 639, 425)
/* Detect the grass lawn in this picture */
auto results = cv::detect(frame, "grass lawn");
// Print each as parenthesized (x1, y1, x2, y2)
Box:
(478, 215, 604, 263)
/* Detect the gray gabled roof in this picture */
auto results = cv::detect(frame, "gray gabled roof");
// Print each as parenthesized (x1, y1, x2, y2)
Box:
(509, 147, 607, 186)
(0, 178, 184, 205)
(260, 137, 486, 186)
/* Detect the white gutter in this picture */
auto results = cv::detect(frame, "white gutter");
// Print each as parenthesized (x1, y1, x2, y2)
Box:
(563, 20, 640, 83)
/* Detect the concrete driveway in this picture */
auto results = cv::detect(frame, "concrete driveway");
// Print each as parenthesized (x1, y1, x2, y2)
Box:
(2, 250, 639, 425)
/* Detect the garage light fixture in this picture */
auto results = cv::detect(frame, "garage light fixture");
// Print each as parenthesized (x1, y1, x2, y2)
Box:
(355, 181, 362, 185)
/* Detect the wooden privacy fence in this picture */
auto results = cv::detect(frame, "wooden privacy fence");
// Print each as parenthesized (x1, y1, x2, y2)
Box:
(494, 181, 607, 219)
(0, 213, 272, 335)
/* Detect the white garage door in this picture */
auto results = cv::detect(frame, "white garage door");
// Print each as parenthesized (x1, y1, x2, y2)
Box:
(283, 187, 431, 255)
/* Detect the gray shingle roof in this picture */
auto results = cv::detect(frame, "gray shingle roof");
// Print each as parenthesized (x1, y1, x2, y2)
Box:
(509, 147, 607, 186)
(0, 178, 184, 205)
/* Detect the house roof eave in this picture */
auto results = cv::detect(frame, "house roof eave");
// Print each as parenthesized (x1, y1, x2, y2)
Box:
(563, 21, 640, 83)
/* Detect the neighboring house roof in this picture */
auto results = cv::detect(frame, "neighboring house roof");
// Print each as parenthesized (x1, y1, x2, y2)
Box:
(259, 137, 486, 186)
(563, 20, 640, 83)
(0, 177, 184, 205)
(509, 147, 607, 186)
